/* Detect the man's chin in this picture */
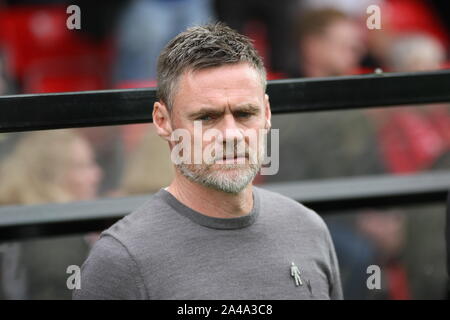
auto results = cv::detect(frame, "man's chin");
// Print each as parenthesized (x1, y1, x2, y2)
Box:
(214, 156, 249, 165)
(177, 163, 259, 193)
(211, 163, 250, 170)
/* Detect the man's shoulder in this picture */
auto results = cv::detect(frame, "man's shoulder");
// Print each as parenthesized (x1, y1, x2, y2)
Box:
(99, 191, 175, 247)
(255, 186, 327, 231)
(74, 192, 172, 300)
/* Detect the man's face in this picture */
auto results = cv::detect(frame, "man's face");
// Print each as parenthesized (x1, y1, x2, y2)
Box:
(304, 20, 364, 76)
(323, 20, 364, 75)
(167, 62, 271, 193)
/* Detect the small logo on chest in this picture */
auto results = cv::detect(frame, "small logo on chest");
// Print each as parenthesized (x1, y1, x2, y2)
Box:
(290, 262, 303, 286)
(290, 262, 314, 296)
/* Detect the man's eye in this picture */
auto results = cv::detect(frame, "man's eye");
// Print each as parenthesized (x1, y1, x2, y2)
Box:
(198, 115, 213, 121)
(235, 112, 252, 118)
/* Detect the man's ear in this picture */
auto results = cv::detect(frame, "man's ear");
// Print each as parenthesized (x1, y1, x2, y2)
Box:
(152, 101, 173, 141)
(264, 94, 271, 130)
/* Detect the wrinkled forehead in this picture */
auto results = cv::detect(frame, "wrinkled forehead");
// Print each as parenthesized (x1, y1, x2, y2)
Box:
(172, 63, 266, 110)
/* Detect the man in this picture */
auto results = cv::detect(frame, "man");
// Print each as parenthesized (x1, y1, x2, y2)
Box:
(73, 23, 342, 300)
(294, 8, 365, 78)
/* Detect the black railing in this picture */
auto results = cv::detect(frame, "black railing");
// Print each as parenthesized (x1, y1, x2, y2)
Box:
(0, 171, 449, 241)
(1, 70, 450, 132)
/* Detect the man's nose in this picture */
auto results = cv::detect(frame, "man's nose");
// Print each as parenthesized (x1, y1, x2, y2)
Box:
(220, 114, 244, 143)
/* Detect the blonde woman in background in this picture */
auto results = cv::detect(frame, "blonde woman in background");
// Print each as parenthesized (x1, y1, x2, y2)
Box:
(0, 129, 102, 299)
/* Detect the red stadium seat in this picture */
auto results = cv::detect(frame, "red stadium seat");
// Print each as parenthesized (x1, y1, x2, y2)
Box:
(383, 0, 449, 47)
(0, 5, 113, 92)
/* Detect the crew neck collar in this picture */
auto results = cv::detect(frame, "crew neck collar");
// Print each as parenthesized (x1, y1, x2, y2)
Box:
(156, 187, 260, 230)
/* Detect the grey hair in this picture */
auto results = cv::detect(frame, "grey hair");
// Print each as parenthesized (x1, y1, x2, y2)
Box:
(156, 22, 267, 110)
(387, 34, 445, 71)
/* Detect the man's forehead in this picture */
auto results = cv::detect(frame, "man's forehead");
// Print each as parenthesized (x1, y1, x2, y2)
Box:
(180, 64, 264, 91)
(173, 65, 265, 110)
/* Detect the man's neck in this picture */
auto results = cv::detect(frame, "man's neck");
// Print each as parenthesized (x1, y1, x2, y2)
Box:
(166, 172, 254, 219)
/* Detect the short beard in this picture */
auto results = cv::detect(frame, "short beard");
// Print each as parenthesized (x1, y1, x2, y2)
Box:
(175, 162, 261, 194)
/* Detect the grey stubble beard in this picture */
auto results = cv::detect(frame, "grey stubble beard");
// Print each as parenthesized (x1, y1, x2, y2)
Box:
(175, 141, 265, 194)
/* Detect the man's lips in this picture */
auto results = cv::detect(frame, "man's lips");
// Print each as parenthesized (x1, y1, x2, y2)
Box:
(221, 154, 247, 160)
(223, 155, 245, 159)
(215, 155, 248, 163)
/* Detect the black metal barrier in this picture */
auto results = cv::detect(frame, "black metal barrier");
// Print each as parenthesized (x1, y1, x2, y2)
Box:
(0, 171, 448, 241)
(0, 70, 449, 241)
(1, 70, 450, 132)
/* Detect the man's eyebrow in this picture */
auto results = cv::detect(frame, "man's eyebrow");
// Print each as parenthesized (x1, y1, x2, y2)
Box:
(233, 104, 261, 113)
(188, 108, 224, 119)
(187, 104, 261, 119)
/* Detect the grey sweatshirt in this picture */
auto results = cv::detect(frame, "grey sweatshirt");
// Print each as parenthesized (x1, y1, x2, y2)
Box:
(73, 186, 343, 300)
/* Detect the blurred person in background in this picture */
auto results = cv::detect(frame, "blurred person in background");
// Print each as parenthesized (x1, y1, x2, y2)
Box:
(266, 8, 382, 184)
(362, 3, 449, 299)
(0, 53, 21, 163)
(76, 126, 126, 196)
(0, 129, 102, 299)
(356, 204, 447, 299)
(375, 33, 449, 175)
(364, 33, 449, 299)
(366, 0, 449, 70)
(387, 34, 446, 72)
(356, 210, 410, 299)
(118, 125, 174, 196)
(292, 8, 366, 78)
(214, 0, 299, 75)
(114, 0, 214, 84)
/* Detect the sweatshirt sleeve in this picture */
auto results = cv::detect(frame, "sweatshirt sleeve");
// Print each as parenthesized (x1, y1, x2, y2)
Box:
(72, 234, 147, 300)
